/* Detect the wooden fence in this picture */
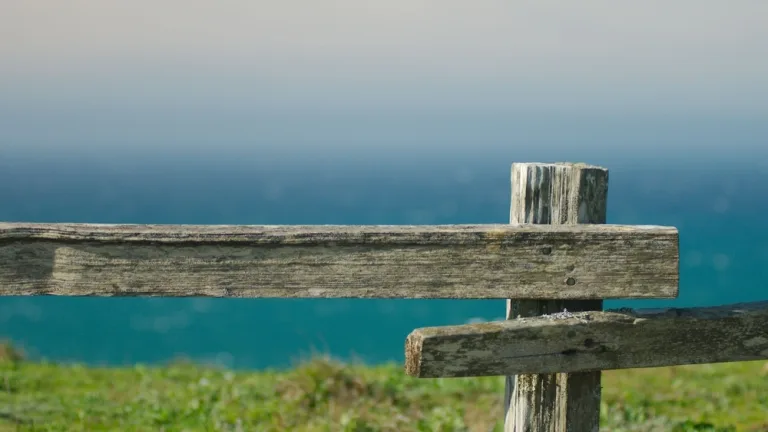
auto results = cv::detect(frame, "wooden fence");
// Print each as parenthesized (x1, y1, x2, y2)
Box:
(1, 161, 766, 432)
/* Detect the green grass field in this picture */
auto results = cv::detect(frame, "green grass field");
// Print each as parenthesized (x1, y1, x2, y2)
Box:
(1, 342, 766, 431)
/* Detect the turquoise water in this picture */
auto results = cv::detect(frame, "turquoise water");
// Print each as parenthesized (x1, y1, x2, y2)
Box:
(1, 154, 767, 370)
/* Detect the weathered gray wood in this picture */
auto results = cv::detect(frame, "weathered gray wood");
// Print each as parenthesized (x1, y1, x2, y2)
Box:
(406, 300, 768, 377)
(0, 222, 677, 298)
(505, 162, 610, 432)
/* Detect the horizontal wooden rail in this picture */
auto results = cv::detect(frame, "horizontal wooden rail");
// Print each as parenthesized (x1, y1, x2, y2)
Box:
(0, 223, 678, 299)
(405, 300, 768, 377)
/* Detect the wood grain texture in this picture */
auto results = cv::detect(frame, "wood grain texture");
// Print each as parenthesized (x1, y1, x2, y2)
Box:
(406, 300, 768, 377)
(0, 222, 677, 299)
(505, 162, 610, 432)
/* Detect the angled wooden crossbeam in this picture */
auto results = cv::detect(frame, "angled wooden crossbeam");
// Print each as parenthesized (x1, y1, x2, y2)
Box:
(0, 222, 677, 299)
(405, 300, 768, 378)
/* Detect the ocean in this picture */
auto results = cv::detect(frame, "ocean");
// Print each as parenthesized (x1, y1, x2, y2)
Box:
(1, 150, 767, 370)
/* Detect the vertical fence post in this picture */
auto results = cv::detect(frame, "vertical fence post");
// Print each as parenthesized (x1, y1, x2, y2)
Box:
(504, 162, 609, 432)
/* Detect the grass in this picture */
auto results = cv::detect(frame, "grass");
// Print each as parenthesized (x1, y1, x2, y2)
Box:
(1, 341, 767, 431)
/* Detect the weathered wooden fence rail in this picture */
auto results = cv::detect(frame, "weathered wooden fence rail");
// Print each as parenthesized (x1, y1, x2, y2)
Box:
(406, 300, 768, 377)
(0, 223, 677, 299)
(1, 161, 766, 432)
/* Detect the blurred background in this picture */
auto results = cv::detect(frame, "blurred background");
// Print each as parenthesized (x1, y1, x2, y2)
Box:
(1, 0, 767, 370)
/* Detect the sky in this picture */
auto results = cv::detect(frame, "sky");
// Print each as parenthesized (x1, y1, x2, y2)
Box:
(1, 1, 767, 161)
